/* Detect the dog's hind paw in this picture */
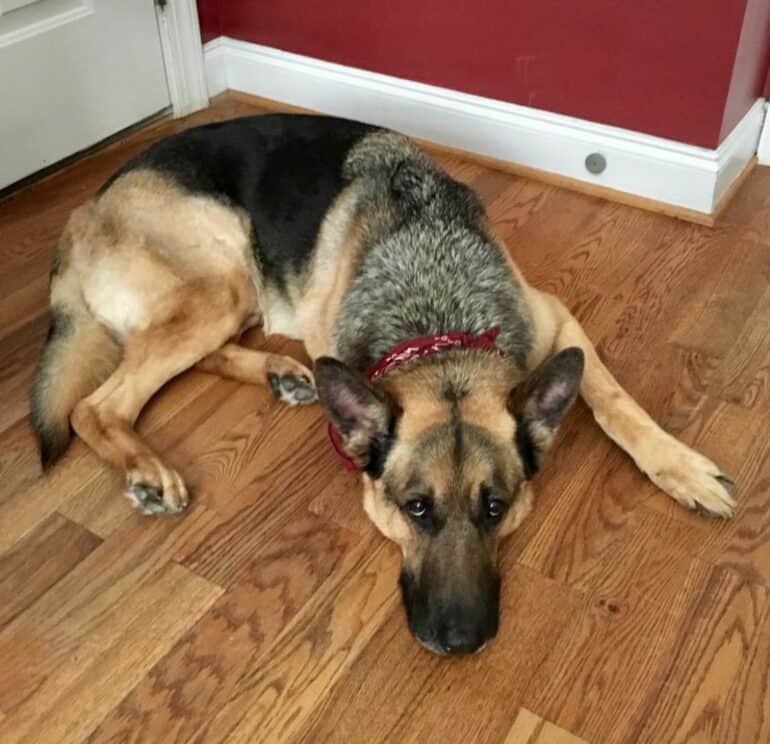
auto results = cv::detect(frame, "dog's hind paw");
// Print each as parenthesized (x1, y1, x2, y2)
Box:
(648, 445, 736, 518)
(125, 463, 189, 515)
(267, 371, 317, 406)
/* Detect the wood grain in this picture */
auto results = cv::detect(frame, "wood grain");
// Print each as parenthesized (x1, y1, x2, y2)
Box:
(505, 708, 588, 744)
(0, 513, 101, 628)
(0, 92, 768, 743)
(88, 512, 359, 743)
(0, 561, 221, 744)
(636, 568, 768, 744)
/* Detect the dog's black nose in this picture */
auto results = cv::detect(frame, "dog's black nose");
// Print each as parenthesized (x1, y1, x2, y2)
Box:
(437, 618, 485, 655)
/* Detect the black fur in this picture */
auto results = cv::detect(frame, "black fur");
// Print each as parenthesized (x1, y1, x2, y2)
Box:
(101, 114, 377, 293)
(364, 408, 401, 480)
(515, 414, 539, 479)
(30, 308, 73, 470)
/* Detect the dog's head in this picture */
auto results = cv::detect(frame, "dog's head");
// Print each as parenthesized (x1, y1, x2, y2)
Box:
(315, 347, 583, 655)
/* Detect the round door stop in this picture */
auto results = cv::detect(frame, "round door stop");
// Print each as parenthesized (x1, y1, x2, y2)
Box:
(585, 153, 607, 174)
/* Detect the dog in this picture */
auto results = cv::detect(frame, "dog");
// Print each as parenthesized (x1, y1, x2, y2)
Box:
(31, 114, 735, 655)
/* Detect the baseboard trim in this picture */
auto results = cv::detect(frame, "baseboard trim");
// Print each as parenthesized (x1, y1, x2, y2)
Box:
(758, 101, 770, 166)
(204, 37, 764, 221)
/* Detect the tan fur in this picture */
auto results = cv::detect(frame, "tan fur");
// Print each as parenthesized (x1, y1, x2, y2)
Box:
(32, 242, 122, 466)
(197, 343, 312, 384)
(359, 354, 528, 572)
(296, 184, 363, 358)
(72, 171, 261, 340)
(56, 171, 264, 512)
(498, 482, 535, 538)
(72, 276, 254, 512)
(362, 476, 414, 551)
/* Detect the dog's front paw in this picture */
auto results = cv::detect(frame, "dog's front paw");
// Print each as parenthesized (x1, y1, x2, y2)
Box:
(125, 461, 189, 515)
(647, 443, 735, 518)
(267, 368, 317, 406)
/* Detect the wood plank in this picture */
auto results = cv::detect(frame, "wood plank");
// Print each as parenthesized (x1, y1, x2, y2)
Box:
(0, 314, 49, 435)
(295, 603, 442, 744)
(670, 228, 770, 357)
(0, 506, 219, 715)
(635, 568, 769, 744)
(178, 405, 345, 585)
(717, 622, 770, 744)
(298, 564, 584, 744)
(192, 542, 400, 743)
(701, 430, 770, 587)
(87, 511, 359, 744)
(0, 418, 42, 507)
(505, 708, 589, 744)
(0, 513, 101, 628)
(522, 559, 709, 743)
(709, 285, 770, 410)
(524, 561, 768, 744)
(0, 562, 221, 743)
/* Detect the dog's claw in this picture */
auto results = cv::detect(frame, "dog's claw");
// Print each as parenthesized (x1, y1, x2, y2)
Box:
(691, 474, 736, 519)
(715, 474, 735, 491)
(693, 500, 727, 520)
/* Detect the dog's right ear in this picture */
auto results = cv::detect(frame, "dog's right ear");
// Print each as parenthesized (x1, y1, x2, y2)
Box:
(314, 357, 393, 475)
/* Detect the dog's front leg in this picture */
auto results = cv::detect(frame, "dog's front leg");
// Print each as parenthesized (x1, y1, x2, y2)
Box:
(538, 291, 735, 517)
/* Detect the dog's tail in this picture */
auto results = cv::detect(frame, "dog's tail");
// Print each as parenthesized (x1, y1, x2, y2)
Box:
(31, 225, 121, 470)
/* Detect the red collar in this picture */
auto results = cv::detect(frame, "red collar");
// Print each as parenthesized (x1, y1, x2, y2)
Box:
(327, 326, 503, 471)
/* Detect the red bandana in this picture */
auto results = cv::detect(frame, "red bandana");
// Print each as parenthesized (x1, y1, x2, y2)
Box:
(327, 326, 503, 471)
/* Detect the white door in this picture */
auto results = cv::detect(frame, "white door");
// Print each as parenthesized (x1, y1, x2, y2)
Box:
(0, 0, 170, 189)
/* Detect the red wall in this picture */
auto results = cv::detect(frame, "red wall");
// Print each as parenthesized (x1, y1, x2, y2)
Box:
(197, 0, 770, 149)
(721, 0, 770, 140)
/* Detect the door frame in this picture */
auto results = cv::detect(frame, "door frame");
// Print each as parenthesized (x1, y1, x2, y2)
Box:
(155, 0, 209, 117)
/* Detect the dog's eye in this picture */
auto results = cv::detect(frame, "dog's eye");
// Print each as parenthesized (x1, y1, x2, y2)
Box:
(480, 485, 507, 522)
(405, 499, 429, 518)
(486, 499, 506, 521)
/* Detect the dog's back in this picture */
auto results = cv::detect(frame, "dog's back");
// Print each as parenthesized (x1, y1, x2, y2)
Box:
(102, 114, 377, 287)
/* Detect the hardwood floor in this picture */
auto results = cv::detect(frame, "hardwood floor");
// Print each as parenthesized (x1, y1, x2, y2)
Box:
(1, 93, 769, 744)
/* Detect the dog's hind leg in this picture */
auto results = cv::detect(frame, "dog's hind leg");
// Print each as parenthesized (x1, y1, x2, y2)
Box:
(197, 343, 317, 406)
(71, 280, 252, 515)
(537, 291, 735, 517)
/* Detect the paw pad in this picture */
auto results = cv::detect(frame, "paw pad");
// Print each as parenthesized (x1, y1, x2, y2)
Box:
(126, 482, 187, 515)
(268, 372, 317, 406)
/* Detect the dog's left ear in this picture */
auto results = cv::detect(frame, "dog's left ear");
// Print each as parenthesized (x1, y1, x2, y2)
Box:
(314, 357, 393, 475)
(510, 347, 584, 478)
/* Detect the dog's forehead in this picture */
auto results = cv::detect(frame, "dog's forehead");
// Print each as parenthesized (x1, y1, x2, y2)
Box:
(382, 359, 523, 498)
(390, 418, 513, 504)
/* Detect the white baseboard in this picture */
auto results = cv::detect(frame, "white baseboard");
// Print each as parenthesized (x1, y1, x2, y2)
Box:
(203, 36, 765, 217)
(156, 0, 209, 118)
(758, 102, 770, 166)
(203, 39, 227, 100)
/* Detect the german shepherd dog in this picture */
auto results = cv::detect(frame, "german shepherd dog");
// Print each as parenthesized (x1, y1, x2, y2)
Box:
(32, 115, 735, 655)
